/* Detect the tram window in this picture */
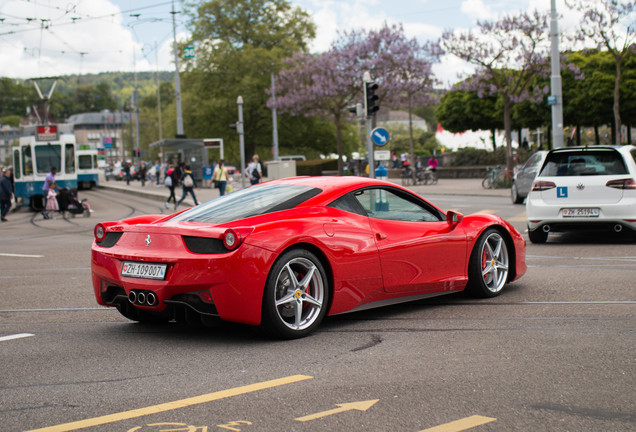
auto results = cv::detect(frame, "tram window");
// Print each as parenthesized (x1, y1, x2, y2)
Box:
(79, 155, 93, 169)
(93, 154, 98, 168)
(65, 144, 75, 173)
(35, 144, 61, 174)
(22, 146, 33, 176)
(13, 149, 21, 179)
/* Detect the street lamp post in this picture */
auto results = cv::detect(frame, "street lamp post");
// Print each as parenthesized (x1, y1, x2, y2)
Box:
(237, 96, 246, 189)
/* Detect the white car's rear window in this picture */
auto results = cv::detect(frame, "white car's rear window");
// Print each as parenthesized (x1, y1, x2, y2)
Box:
(539, 149, 628, 177)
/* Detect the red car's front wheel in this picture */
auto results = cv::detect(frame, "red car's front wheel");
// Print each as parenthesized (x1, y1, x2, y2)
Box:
(467, 228, 510, 297)
(262, 249, 329, 339)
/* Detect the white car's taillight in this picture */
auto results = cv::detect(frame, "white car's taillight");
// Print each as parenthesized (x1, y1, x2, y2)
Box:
(606, 178, 636, 190)
(531, 180, 556, 191)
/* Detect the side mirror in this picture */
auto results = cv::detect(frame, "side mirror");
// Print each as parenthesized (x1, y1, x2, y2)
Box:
(447, 210, 464, 226)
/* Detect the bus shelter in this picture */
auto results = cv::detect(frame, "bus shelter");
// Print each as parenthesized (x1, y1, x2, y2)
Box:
(150, 138, 223, 185)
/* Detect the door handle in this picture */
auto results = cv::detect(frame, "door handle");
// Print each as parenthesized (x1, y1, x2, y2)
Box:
(376, 233, 387, 240)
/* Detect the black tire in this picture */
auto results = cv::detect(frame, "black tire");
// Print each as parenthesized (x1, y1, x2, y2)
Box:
(482, 176, 492, 189)
(30, 194, 44, 212)
(511, 183, 524, 204)
(261, 249, 329, 339)
(528, 225, 548, 244)
(466, 228, 510, 298)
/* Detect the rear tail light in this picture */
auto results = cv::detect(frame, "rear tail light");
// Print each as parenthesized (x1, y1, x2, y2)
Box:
(223, 229, 242, 250)
(94, 223, 107, 242)
(606, 178, 636, 190)
(531, 180, 556, 191)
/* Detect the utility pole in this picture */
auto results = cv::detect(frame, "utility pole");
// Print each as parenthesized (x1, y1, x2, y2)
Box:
(133, 47, 141, 166)
(237, 96, 246, 189)
(550, 0, 564, 149)
(171, 0, 184, 137)
(155, 40, 164, 164)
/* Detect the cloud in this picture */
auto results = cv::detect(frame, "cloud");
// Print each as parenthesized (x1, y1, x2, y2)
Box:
(0, 0, 171, 78)
(460, 0, 497, 21)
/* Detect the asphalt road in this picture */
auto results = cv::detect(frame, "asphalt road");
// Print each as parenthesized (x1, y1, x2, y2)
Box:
(1, 187, 634, 432)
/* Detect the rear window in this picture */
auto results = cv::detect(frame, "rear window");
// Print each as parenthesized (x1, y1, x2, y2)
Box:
(539, 149, 628, 177)
(171, 183, 321, 224)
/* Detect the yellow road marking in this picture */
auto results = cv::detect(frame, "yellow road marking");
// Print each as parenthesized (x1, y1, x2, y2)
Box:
(26, 375, 313, 432)
(508, 211, 527, 222)
(419, 415, 496, 432)
(476, 209, 498, 214)
(295, 399, 379, 422)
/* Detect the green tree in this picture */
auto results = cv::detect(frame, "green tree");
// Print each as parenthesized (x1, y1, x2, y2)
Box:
(180, 0, 316, 165)
(0, 78, 36, 119)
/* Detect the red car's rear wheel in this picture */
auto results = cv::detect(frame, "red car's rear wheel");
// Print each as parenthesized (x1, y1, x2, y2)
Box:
(262, 249, 329, 339)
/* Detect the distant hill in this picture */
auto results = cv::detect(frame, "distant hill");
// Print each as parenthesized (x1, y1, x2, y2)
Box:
(51, 71, 175, 104)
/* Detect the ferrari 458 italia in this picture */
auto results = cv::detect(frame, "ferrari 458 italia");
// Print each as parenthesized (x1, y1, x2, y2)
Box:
(92, 176, 526, 338)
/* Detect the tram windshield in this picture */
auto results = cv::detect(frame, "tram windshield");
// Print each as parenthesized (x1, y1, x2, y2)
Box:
(35, 144, 61, 174)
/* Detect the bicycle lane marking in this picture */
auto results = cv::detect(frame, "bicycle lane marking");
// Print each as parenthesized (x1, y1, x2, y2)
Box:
(418, 415, 497, 431)
(25, 375, 313, 432)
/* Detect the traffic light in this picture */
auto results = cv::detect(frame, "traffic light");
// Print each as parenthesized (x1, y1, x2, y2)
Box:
(365, 81, 379, 116)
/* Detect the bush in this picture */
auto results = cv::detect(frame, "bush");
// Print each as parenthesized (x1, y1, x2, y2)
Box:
(296, 159, 338, 176)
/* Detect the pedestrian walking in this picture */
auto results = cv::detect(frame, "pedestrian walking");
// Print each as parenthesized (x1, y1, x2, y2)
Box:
(212, 159, 229, 196)
(1, 167, 14, 222)
(164, 166, 177, 209)
(175, 165, 199, 209)
(246, 154, 262, 185)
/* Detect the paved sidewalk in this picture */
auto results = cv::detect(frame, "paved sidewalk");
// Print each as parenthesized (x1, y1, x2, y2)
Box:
(97, 173, 510, 208)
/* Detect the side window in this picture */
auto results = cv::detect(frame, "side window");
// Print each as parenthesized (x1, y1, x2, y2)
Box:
(525, 153, 542, 169)
(352, 188, 442, 222)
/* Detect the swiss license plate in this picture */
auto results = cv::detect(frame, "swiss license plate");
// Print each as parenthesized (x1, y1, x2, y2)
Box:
(562, 208, 599, 218)
(121, 262, 167, 280)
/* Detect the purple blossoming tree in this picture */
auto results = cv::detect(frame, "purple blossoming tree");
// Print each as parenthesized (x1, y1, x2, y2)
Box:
(270, 23, 438, 175)
(566, 0, 635, 144)
(440, 11, 550, 171)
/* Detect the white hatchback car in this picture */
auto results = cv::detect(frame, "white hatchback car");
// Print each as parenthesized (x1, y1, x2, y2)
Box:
(526, 145, 636, 243)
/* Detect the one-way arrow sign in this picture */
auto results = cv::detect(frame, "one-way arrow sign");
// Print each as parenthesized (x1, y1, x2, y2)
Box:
(371, 127, 390, 146)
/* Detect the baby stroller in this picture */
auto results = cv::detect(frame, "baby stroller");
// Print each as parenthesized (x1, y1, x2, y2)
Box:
(57, 188, 91, 218)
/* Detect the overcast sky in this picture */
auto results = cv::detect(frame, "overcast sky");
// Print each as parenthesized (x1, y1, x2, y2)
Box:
(0, 0, 590, 86)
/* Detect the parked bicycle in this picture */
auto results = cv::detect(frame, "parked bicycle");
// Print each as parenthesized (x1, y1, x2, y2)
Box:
(416, 166, 438, 185)
(482, 165, 514, 189)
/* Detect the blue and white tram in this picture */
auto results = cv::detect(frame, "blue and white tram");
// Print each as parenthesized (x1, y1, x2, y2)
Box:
(12, 124, 78, 210)
(77, 148, 100, 190)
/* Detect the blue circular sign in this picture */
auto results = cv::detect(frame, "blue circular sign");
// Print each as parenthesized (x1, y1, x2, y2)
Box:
(371, 127, 390, 146)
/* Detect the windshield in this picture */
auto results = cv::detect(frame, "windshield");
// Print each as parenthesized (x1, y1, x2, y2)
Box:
(539, 150, 628, 177)
(171, 183, 322, 224)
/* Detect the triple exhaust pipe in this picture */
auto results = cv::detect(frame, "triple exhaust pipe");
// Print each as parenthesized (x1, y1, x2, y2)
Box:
(128, 290, 157, 306)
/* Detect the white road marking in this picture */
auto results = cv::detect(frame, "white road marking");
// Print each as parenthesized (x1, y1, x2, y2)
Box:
(0, 253, 44, 258)
(0, 333, 34, 342)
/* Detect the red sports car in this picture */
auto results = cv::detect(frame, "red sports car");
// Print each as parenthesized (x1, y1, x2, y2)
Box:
(92, 176, 526, 338)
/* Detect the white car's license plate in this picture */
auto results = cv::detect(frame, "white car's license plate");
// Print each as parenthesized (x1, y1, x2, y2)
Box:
(121, 262, 167, 280)
(562, 208, 599, 217)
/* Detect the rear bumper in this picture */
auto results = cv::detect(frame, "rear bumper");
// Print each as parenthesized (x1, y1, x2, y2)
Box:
(526, 196, 636, 232)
